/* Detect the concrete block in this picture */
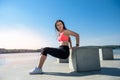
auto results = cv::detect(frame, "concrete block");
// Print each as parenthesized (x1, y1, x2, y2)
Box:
(99, 48, 113, 60)
(57, 58, 68, 63)
(69, 47, 101, 72)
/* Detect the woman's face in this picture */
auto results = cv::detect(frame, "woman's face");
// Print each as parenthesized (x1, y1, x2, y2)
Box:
(56, 21, 64, 32)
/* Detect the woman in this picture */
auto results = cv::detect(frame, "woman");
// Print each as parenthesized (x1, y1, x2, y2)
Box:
(30, 20, 80, 74)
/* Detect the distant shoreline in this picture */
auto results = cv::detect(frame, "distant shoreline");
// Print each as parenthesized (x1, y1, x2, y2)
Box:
(0, 48, 42, 54)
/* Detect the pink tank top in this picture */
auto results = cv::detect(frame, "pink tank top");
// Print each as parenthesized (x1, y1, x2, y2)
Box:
(58, 32, 69, 42)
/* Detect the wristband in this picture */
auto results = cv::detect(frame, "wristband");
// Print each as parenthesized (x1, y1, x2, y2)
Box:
(76, 44, 79, 46)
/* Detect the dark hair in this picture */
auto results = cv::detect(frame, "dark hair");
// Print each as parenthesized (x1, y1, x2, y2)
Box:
(55, 20, 67, 32)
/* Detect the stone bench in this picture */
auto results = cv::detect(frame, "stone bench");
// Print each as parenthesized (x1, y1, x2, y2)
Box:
(99, 48, 113, 60)
(57, 46, 114, 64)
(69, 47, 101, 72)
(57, 58, 68, 63)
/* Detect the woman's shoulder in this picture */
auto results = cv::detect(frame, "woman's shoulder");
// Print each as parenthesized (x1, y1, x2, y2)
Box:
(64, 30, 71, 36)
(64, 29, 72, 34)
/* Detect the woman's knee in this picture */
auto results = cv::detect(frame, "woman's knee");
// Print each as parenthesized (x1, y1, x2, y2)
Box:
(44, 47, 50, 50)
(41, 47, 50, 56)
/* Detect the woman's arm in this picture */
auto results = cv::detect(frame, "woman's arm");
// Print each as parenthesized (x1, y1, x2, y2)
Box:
(69, 37, 72, 49)
(65, 30, 80, 47)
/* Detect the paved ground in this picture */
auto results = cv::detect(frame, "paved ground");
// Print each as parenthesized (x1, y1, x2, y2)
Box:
(0, 53, 120, 80)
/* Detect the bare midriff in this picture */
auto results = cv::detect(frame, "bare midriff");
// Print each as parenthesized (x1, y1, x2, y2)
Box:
(59, 41, 69, 46)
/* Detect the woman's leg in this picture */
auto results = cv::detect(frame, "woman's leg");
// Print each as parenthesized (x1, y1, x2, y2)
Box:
(38, 54, 46, 69)
(38, 47, 69, 68)
(30, 47, 69, 74)
(37, 47, 62, 69)
(41, 47, 69, 59)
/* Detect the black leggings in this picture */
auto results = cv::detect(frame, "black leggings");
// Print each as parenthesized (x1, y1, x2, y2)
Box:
(41, 46, 69, 59)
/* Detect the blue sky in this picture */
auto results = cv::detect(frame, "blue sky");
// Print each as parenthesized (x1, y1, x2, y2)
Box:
(0, 0, 120, 49)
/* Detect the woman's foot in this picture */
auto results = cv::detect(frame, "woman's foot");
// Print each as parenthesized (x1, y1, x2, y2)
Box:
(29, 67, 43, 74)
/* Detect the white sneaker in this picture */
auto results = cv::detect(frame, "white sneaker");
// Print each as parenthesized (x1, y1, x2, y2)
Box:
(29, 67, 43, 74)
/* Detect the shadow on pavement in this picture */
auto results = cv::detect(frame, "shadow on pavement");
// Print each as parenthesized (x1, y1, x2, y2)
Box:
(42, 67, 120, 77)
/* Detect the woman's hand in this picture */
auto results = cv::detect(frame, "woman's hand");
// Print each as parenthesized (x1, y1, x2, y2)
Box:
(72, 46, 79, 51)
